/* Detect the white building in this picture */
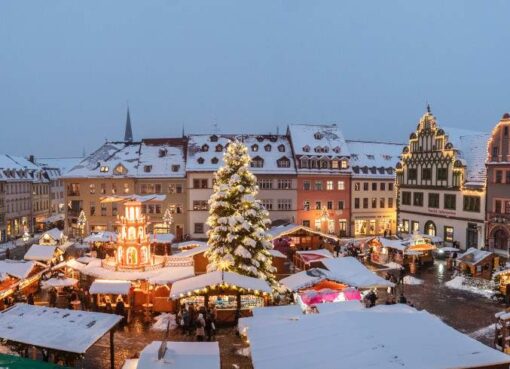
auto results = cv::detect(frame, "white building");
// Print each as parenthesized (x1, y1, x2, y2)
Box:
(396, 109, 489, 250)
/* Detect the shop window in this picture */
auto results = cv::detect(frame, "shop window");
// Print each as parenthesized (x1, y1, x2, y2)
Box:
(444, 226, 454, 243)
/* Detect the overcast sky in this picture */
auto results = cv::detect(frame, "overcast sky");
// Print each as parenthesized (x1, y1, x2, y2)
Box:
(1, 1, 509, 158)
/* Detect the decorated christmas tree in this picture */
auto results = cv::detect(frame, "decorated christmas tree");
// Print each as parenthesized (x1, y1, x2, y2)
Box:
(206, 139, 276, 284)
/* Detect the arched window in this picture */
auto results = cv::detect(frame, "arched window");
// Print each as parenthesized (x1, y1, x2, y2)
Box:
(424, 221, 436, 237)
(493, 228, 509, 250)
(126, 247, 137, 265)
(117, 246, 123, 263)
(128, 226, 136, 240)
(140, 246, 148, 264)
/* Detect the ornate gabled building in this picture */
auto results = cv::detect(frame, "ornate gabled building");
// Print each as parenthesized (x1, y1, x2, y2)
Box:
(486, 113, 510, 256)
(396, 108, 489, 249)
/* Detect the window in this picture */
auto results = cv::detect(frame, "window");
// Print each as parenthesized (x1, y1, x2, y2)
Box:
(354, 198, 360, 209)
(408, 168, 417, 180)
(278, 179, 292, 189)
(144, 165, 152, 173)
(402, 191, 411, 205)
(90, 202, 96, 216)
(303, 201, 310, 211)
(171, 165, 180, 172)
(388, 183, 394, 191)
(193, 200, 209, 211)
(444, 226, 454, 243)
(363, 183, 369, 191)
(331, 160, 339, 169)
(428, 193, 440, 208)
(251, 144, 259, 152)
(258, 179, 273, 189)
(354, 183, 360, 191)
(114, 164, 127, 175)
(327, 201, 333, 210)
(341, 160, 348, 169)
(388, 198, 394, 208)
(337, 181, 345, 190)
(100, 183, 106, 195)
(437, 168, 448, 181)
(303, 181, 311, 191)
(413, 192, 423, 206)
(168, 184, 183, 194)
(315, 181, 323, 191)
(201, 144, 209, 152)
(261, 199, 273, 210)
(194, 223, 204, 234)
(111, 183, 117, 194)
(496, 170, 503, 183)
(278, 144, 285, 152)
(101, 203, 107, 216)
(300, 158, 309, 168)
(302, 220, 310, 227)
(371, 183, 377, 191)
(193, 179, 208, 189)
(495, 200, 502, 214)
(326, 181, 333, 190)
(444, 194, 456, 210)
(277, 157, 290, 168)
(264, 144, 272, 152)
(422, 168, 432, 180)
(379, 198, 385, 208)
(411, 221, 420, 233)
(277, 199, 292, 211)
(463, 196, 481, 212)
(380, 183, 386, 191)
(339, 220, 347, 233)
(506, 170, 510, 184)
(338, 201, 344, 210)
(315, 201, 322, 210)
(363, 198, 368, 208)
(369, 198, 376, 208)
(506, 201, 510, 214)
(251, 157, 264, 168)
(112, 204, 118, 216)
(123, 183, 130, 194)
(154, 184, 162, 194)
(89, 184, 95, 194)
(100, 166, 109, 173)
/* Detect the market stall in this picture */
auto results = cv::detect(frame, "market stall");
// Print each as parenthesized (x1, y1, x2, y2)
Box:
(268, 224, 339, 253)
(368, 236, 436, 270)
(457, 248, 496, 280)
(148, 233, 175, 255)
(170, 271, 272, 323)
(24, 245, 63, 265)
(89, 279, 132, 313)
(293, 249, 333, 270)
(0, 260, 46, 308)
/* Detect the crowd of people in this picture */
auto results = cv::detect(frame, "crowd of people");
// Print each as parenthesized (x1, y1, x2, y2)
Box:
(176, 304, 217, 341)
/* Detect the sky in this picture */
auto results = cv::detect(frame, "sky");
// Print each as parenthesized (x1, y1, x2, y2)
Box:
(1, 1, 509, 158)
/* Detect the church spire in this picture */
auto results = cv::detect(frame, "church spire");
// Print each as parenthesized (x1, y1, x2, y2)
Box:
(124, 106, 133, 142)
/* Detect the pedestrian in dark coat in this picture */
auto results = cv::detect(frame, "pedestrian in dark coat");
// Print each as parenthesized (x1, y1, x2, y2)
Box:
(27, 293, 34, 305)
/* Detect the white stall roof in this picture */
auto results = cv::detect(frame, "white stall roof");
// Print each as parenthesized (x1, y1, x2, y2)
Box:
(84, 231, 117, 243)
(246, 307, 510, 369)
(148, 233, 175, 244)
(279, 268, 331, 292)
(315, 300, 364, 314)
(137, 341, 220, 369)
(296, 249, 333, 259)
(268, 224, 339, 241)
(0, 303, 122, 354)
(89, 280, 131, 295)
(238, 305, 303, 335)
(170, 271, 272, 298)
(174, 244, 209, 258)
(41, 227, 64, 241)
(268, 249, 286, 259)
(42, 277, 78, 289)
(24, 245, 57, 262)
(320, 257, 394, 288)
(173, 241, 209, 250)
(0, 260, 36, 279)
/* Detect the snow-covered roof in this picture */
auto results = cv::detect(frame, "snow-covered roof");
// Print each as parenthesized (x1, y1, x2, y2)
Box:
(373, 237, 408, 251)
(295, 249, 333, 259)
(170, 271, 272, 298)
(320, 257, 394, 289)
(36, 157, 83, 175)
(268, 249, 286, 259)
(0, 303, 122, 354)
(246, 307, 510, 369)
(64, 139, 186, 179)
(40, 228, 64, 242)
(186, 134, 296, 174)
(443, 127, 490, 186)
(0, 260, 36, 280)
(458, 247, 493, 266)
(84, 231, 117, 243)
(268, 224, 340, 241)
(148, 233, 175, 244)
(136, 341, 220, 369)
(238, 304, 304, 335)
(346, 140, 404, 178)
(174, 244, 209, 258)
(24, 245, 58, 262)
(41, 277, 78, 289)
(314, 300, 364, 314)
(89, 280, 131, 295)
(173, 241, 209, 250)
(279, 268, 333, 292)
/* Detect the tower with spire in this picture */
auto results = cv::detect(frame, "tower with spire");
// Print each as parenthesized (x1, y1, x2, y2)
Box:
(124, 107, 133, 142)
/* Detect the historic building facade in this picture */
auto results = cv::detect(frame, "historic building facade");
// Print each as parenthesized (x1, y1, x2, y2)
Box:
(347, 140, 404, 237)
(396, 109, 489, 250)
(288, 124, 351, 236)
(486, 113, 510, 256)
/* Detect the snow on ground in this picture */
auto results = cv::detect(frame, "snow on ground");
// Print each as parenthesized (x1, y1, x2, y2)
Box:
(445, 276, 496, 298)
(151, 313, 177, 331)
(469, 324, 496, 340)
(404, 275, 424, 285)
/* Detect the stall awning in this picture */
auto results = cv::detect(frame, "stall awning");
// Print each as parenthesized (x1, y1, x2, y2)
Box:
(148, 233, 175, 244)
(89, 280, 131, 295)
(321, 257, 394, 289)
(0, 304, 122, 354)
(24, 245, 58, 262)
(170, 271, 272, 298)
(0, 260, 36, 280)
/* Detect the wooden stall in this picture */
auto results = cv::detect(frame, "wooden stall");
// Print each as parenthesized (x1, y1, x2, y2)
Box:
(268, 224, 339, 253)
(293, 249, 334, 271)
(457, 248, 496, 280)
(368, 237, 435, 270)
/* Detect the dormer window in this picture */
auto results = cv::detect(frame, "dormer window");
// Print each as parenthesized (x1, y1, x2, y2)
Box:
(314, 146, 322, 153)
(303, 145, 310, 153)
(314, 132, 324, 140)
(197, 157, 205, 164)
(324, 147, 329, 153)
(114, 164, 127, 175)
(158, 148, 167, 157)
(382, 155, 392, 160)
(300, 158, 309, 168)
(100, 166, 109, 173)
(251, 144, 259, 152)
(171, 165, 180, 172)
(215, 144, 223, 152)
(366, 154, 375, 160)
(201, 144, 209, 152)
(278, 144, 285, 152)
(277, 156, 290, 168)
(210, 135, 218, 142)
(251, 156, 264, 168)
(264, 144, 272, 152)
(211, 157, 219, 164)
(333, 146, 341, 153)
(143, 165, 152, 173)
(351, 154, 358, 160)
(341, 160, 348, 169)
(320, 160, 328, 169)
(256, 136, 264, 142)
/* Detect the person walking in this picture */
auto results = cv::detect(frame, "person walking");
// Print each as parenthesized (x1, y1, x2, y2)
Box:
(195, 313, 205, 341)
(27, 293, 34, 305)
(49, 288, 57, 308)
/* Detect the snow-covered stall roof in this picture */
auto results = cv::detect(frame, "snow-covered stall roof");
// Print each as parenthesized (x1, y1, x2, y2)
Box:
(44, 213, 65, 224)
(24, 245, 58, 262)
(246, 307, 510, 369)
(268, 249, 286, 259)
(174, 244, 209, 258)
(136, 341, 220, 369)
(36, 157, 82, 175)
(238, 304, 304, 335)
(0, 260, 36, 280)
(84, 231, 117, 243)
(186, 134, 296, 174)
(314, 300, 364, 314)
(458, 247, 493, 266)
(148, 233, 175, 244)
(100, 194, 166, 203)
(89, 280, 131, 295)
(320, 257, 394, 288)
(42, 277, 78, 289)
(346, 140, 404, 178)
(40, 227, 64, 242)
(268, 224, 339, 241)
(173, 241, 208, 250)
(170, 271, 272, 298)
(373, 237, 408, 251)
(0, 303, 122, 354)
(279, 268, 334, 292)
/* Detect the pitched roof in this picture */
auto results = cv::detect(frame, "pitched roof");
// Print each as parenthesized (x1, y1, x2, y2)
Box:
(346, 140, 404, 178)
